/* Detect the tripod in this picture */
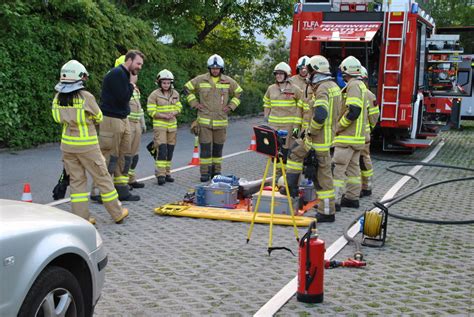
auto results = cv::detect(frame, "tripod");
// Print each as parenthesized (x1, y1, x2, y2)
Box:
(246, 154, 300, 255)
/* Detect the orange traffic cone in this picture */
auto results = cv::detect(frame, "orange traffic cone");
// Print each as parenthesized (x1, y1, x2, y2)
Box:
(248, 134, 257, 151)
(21, 183, 33, 203)
(188, 136, 200, 166)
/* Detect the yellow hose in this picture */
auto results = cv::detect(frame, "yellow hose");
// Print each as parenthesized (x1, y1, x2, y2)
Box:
(363, 210, 383, 238)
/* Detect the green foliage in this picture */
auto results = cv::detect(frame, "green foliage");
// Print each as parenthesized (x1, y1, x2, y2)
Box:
(0, 0, 292, 148)
(424, 0, 474, 52)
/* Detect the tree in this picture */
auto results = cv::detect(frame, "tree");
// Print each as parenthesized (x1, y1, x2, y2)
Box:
(125, 0, 294, 48)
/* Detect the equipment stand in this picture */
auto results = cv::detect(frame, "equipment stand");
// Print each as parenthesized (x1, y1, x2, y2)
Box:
(246, 155, 300, 254)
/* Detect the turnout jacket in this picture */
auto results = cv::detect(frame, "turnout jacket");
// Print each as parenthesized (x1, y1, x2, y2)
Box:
(52, 90, 103, 153)
(305, 80, 342, 152)
(147, 88, 182, 131)
(334, 77, 368, 149)
(290, 74, 313, 129)
(263, 81, 308, 130)
(184, 73, 243, 129)
(365, 89, 380, 142)
(128, 88, 144, 123)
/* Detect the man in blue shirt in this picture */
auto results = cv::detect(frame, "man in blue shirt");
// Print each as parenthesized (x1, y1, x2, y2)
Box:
(98, 50, 144, 201)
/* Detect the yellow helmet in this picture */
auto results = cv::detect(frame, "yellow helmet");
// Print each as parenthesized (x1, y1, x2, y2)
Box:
(339, 56, 362, 76)
(296, 55, 310, 70)
(156, 69, 174, 82)
(114, 55, 125, 67)
(307, 55, 331, 75)
(360, 66, 368, 79)
(59, 60, 89, 83)
(273, 62, 292, 76)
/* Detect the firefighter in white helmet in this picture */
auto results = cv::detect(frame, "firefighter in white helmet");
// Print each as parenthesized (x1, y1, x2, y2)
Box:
(52, 60, 128, 224)
(332, 56, 369, 210)
(285, 55, 342, 222)
(264, 61, 308, 186)
(147, 69, 182, 185)
(359, 66, 379, 197)
(184, 54, 243, 182)
(290, 55, 313, 130)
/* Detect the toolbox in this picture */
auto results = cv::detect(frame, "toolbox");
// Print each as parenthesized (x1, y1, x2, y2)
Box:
(251, 191, 299, 215)
(195, 183, 239, 208)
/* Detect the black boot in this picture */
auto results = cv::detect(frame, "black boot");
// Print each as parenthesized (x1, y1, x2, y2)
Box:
(165, 175, 175, 183)
(200, 174, 210, 182)
(129, 181, 145, 189)
(360, 189, 372, 197)
(341, 196, 359, 208)
(335, 204, 341, 212)
(280, 173, 300, 198)
(157, 176, 166, 186)
(116, 185, 140, 201)
(315, 212, 335, 223)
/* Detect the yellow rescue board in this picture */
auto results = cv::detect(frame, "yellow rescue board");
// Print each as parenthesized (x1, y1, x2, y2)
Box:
(155, 204, 313, 227)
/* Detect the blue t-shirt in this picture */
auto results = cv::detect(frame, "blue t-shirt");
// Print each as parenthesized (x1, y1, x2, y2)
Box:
(100, 65, 134, 119)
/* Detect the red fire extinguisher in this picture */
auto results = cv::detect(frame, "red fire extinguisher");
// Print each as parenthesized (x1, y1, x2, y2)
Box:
(297, 221, 325, 303)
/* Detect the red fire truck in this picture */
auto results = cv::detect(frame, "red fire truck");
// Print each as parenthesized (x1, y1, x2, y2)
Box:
(289, 0, 472, 151)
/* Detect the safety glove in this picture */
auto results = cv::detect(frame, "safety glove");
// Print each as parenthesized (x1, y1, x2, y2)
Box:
(303, 149, 317, 181)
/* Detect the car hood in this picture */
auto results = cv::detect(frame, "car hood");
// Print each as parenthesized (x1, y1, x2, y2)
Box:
(0, 199, 95, 238)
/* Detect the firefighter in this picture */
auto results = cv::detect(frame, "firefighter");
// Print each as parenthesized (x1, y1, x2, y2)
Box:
(360, 66, 380, 197)
(52, 60, 128, 224)
(127, 73, 146, 189)
(98, 50, 144, 201)
(333, 56, 368, 210)
(147, 69, 182, 185)
(264, 62, 308, 174)
(286, 55, 342, 222)
(184, 54, 243, 182)
(290, 55, 313, 130)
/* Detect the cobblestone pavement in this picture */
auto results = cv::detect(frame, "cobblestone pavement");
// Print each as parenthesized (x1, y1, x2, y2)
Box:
(54, 122, 474, 316)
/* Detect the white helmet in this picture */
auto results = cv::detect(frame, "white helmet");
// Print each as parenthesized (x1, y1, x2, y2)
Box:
(59, 60, 89, 83)
(360, 66, 368, 79)
(296, 55, 310, 70)
(273, 62, 292, 76)
(207, 54, 225, 69)
(156, 69, 174, 82)
(307, 55, 331, 75)
(339, 56, 362, 76)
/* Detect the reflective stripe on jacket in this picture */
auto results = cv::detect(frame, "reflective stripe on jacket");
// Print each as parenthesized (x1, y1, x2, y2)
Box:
(334, 78, 368, 148)
(184, 73, 242, 129)
(263, 81, 308, 129)
(305, 80, 342, 152)
(147, 88, 182, 131)
(52, 90, 102, 153)
(128, 88, 144, 122)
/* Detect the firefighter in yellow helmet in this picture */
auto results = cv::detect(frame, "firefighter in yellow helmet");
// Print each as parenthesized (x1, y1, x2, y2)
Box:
(147, 69, 182, 185)
(184, 54, 243, 182)
(290, 55, 313, 129)
(285, 55, 342, 222)
(263, 62, 308, 179)
(52, 60, 128, 224)
(359, 66, 379, 197)
(127, 73, 146, 189)
(333, 56, 369, 210)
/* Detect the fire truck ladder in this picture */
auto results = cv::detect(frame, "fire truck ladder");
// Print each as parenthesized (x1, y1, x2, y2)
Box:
(380, 4, 408, 121)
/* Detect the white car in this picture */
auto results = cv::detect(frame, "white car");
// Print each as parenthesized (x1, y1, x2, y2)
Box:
(0, 199, 107, 317)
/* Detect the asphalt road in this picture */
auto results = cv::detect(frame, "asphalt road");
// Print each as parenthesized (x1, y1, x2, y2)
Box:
(0, 116, 262, 204)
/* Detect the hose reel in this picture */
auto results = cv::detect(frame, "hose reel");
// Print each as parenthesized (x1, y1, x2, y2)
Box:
(361, 202, 388, 247)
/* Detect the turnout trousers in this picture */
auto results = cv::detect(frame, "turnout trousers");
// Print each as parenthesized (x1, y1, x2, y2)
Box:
(128, 120, 142, 184)
(153, 128, 177, 177)
(198, 126, 226, 177)
(287, 142, 336, 215)
(63, 149, 123, 221)
(333, 145, 362, 203)
(99, 116, 132, 188)
(360, 142, 373, 191)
